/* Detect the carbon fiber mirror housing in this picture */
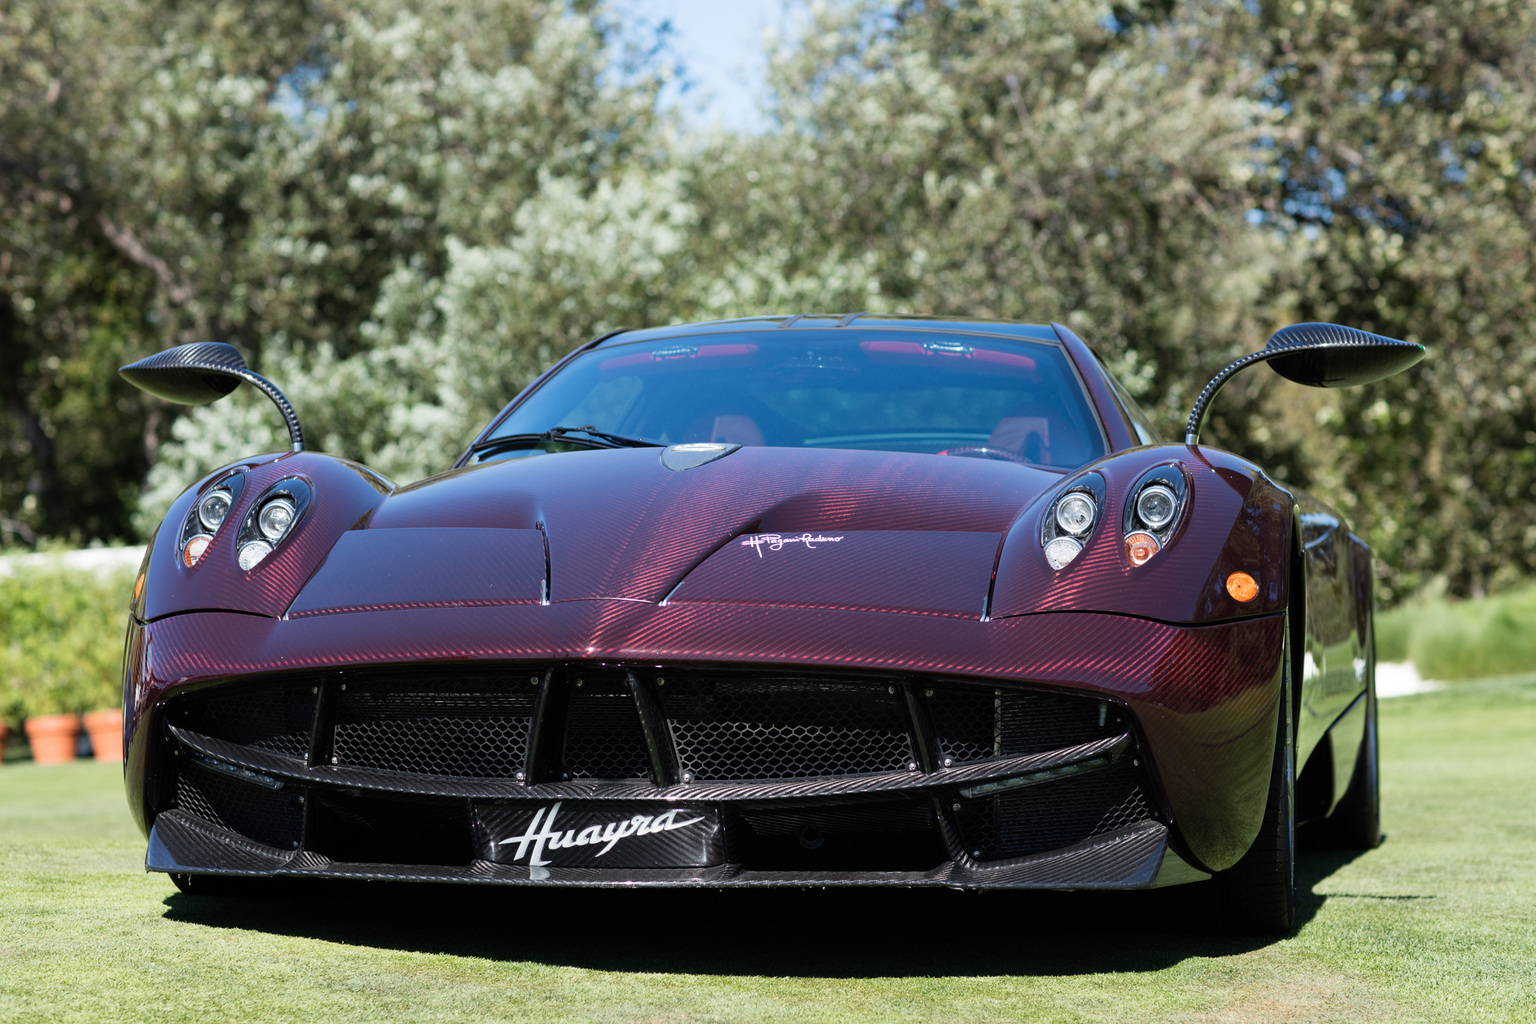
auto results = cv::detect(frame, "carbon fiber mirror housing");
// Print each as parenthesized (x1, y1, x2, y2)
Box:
(1184, 323, 1425, 445)
(120, 342, 305, 451)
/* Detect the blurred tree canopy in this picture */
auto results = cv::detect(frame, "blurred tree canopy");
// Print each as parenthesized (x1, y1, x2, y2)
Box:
(2, 0, 1534, 602)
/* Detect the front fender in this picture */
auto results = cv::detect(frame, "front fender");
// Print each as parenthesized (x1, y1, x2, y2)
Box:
(991, 445, 1293, 625)
(140, 451, 391, 622)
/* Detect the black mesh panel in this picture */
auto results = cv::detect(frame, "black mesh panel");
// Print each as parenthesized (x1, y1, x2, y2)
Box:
(953, 759, 1155, 861)
(170, 683, 316, 759)
(663, 675, 914, 781)
(334, 678, 535, 778)
(561, 679, 652, 780)
(929, 686, 1112, 765)
(173, 760, 304, 849)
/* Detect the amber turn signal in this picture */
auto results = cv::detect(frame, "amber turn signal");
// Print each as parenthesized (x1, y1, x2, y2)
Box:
(1226, 571, 1259, 602)
(182, 534, 212, 567)
(1125, 531, 1160, 566)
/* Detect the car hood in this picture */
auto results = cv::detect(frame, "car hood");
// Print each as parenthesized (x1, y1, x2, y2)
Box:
(286, 446, 1059, 621)
(141, 444, 1286, 628)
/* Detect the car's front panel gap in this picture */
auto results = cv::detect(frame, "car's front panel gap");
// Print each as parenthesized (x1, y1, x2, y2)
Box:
(627, 669, 679, 786)
(902, 680, 939, 774)
(307, 672, 341, 769)
(524, 665, 563, 784)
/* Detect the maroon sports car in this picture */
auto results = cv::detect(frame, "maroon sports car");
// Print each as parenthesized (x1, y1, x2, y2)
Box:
(118, 314, 1421, 933)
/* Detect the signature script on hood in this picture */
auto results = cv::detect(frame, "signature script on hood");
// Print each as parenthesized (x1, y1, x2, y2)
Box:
(741, 533, 845, 557)
(497, 802, 706, 866)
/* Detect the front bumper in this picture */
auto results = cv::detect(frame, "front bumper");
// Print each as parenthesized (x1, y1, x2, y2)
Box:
(125, 601, 1285, 886)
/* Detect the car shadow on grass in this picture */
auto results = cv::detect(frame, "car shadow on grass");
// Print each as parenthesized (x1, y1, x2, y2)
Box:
(160, 844, 1376, 977)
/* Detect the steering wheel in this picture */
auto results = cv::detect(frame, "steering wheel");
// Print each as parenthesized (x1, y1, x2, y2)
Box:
(936, 445, 1031, 464)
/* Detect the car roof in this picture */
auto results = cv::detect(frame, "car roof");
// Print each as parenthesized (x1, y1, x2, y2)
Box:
(595, 314, 1063, 347)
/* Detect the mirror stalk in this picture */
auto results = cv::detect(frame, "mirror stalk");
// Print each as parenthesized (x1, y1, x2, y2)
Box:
(1184, 349, 1283, 446)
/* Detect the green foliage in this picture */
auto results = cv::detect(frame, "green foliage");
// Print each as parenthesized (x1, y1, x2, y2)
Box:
(0, 566, 134, 722)
(1376, 580, 1536, 682)
(8, 0, 1536, 607)
(1241, 0, 1536, 602)
(717, 0, 1536, 604)
(124, 0, 701, 526)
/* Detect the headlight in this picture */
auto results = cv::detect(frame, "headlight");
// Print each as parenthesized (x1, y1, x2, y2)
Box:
(1040, 474, 1106, 571)
(238, 540, 274, 571)
(197, 489, 233, 531)
(1044, 536, 1084, 570)
(1055, 493, 1096, 536)
(233, 477, 312, 571)
(1125, 531, 1160, 566)
(179, 474, 244, 568)
(1120, 465, 1190, 567)
(182, 534, 213, 567)
(1134, 485, 1177, 531)
(258, 498, 297, 541)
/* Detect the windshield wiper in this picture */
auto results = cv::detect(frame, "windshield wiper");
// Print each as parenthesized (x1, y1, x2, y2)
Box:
(545, 425, 663, 448)
(471, 424, 664, 457)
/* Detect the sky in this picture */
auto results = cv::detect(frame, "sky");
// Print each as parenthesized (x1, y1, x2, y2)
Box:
(618, 0, 796, 132)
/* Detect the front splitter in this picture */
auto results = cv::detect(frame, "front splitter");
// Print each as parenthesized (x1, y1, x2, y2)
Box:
(147, 810, 1209, 890)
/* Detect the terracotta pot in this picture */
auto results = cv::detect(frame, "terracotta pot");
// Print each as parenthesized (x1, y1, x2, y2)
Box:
(82, 709, 124, 762)
(0, 720, 9, 766)
(24, 713, 81, 764)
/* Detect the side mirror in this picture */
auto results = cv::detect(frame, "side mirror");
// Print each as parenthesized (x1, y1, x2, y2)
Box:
(1184, 323, 1425, 445)
(120, 342, 305, 451)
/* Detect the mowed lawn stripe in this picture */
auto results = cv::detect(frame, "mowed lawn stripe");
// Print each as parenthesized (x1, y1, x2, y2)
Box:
(1, 677, 1533, 1023)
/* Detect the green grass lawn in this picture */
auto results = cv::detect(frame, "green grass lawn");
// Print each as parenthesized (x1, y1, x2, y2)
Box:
(3, 679, 1535, 1024)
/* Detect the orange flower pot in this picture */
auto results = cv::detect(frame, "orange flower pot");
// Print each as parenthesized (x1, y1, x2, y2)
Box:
(82, 709, 124, 762)
(24, 713, 81, 764)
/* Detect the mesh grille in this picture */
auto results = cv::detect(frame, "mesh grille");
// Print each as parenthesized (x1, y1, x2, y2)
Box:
(334, 678, 535, 778)
(562, 679, 652, 780)
(662, 676, 914, 781)
(173, 760, 304, 849)
(169, 684, 315, 759)
(929, 686, 1111, 765)
(953, 759, 1155, 861)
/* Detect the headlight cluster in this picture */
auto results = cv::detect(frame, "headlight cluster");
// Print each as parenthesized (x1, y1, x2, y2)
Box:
(179, 473, 244, 567)
(177, 472, 313, 571)
(1040, 473, 1106, 570)
(1120, 465, 1189, 566)
(234, 478, 312, 570)
(1040, 465, 1189, 571)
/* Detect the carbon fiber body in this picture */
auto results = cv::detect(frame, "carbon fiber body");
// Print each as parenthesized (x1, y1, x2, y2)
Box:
(121, 316, 1379, 891)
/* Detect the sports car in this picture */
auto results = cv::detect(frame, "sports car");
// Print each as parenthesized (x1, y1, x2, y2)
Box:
(117, 314, 1422, 933)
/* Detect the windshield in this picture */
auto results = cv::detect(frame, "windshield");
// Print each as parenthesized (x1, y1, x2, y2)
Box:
(476, 328, 1107, 470)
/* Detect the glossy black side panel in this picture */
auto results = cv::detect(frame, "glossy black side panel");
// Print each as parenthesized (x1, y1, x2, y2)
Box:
(1295, 498, 1368, 761)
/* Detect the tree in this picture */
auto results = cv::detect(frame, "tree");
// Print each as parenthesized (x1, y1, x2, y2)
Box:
(1, 0, 319, 543)
(1240, 0, 1536, 600)
(1, 0, 692, 530)
(696, 1, 1294, 448)
(702, 0, 1536, 601)
(10, 0, 1536, 605)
